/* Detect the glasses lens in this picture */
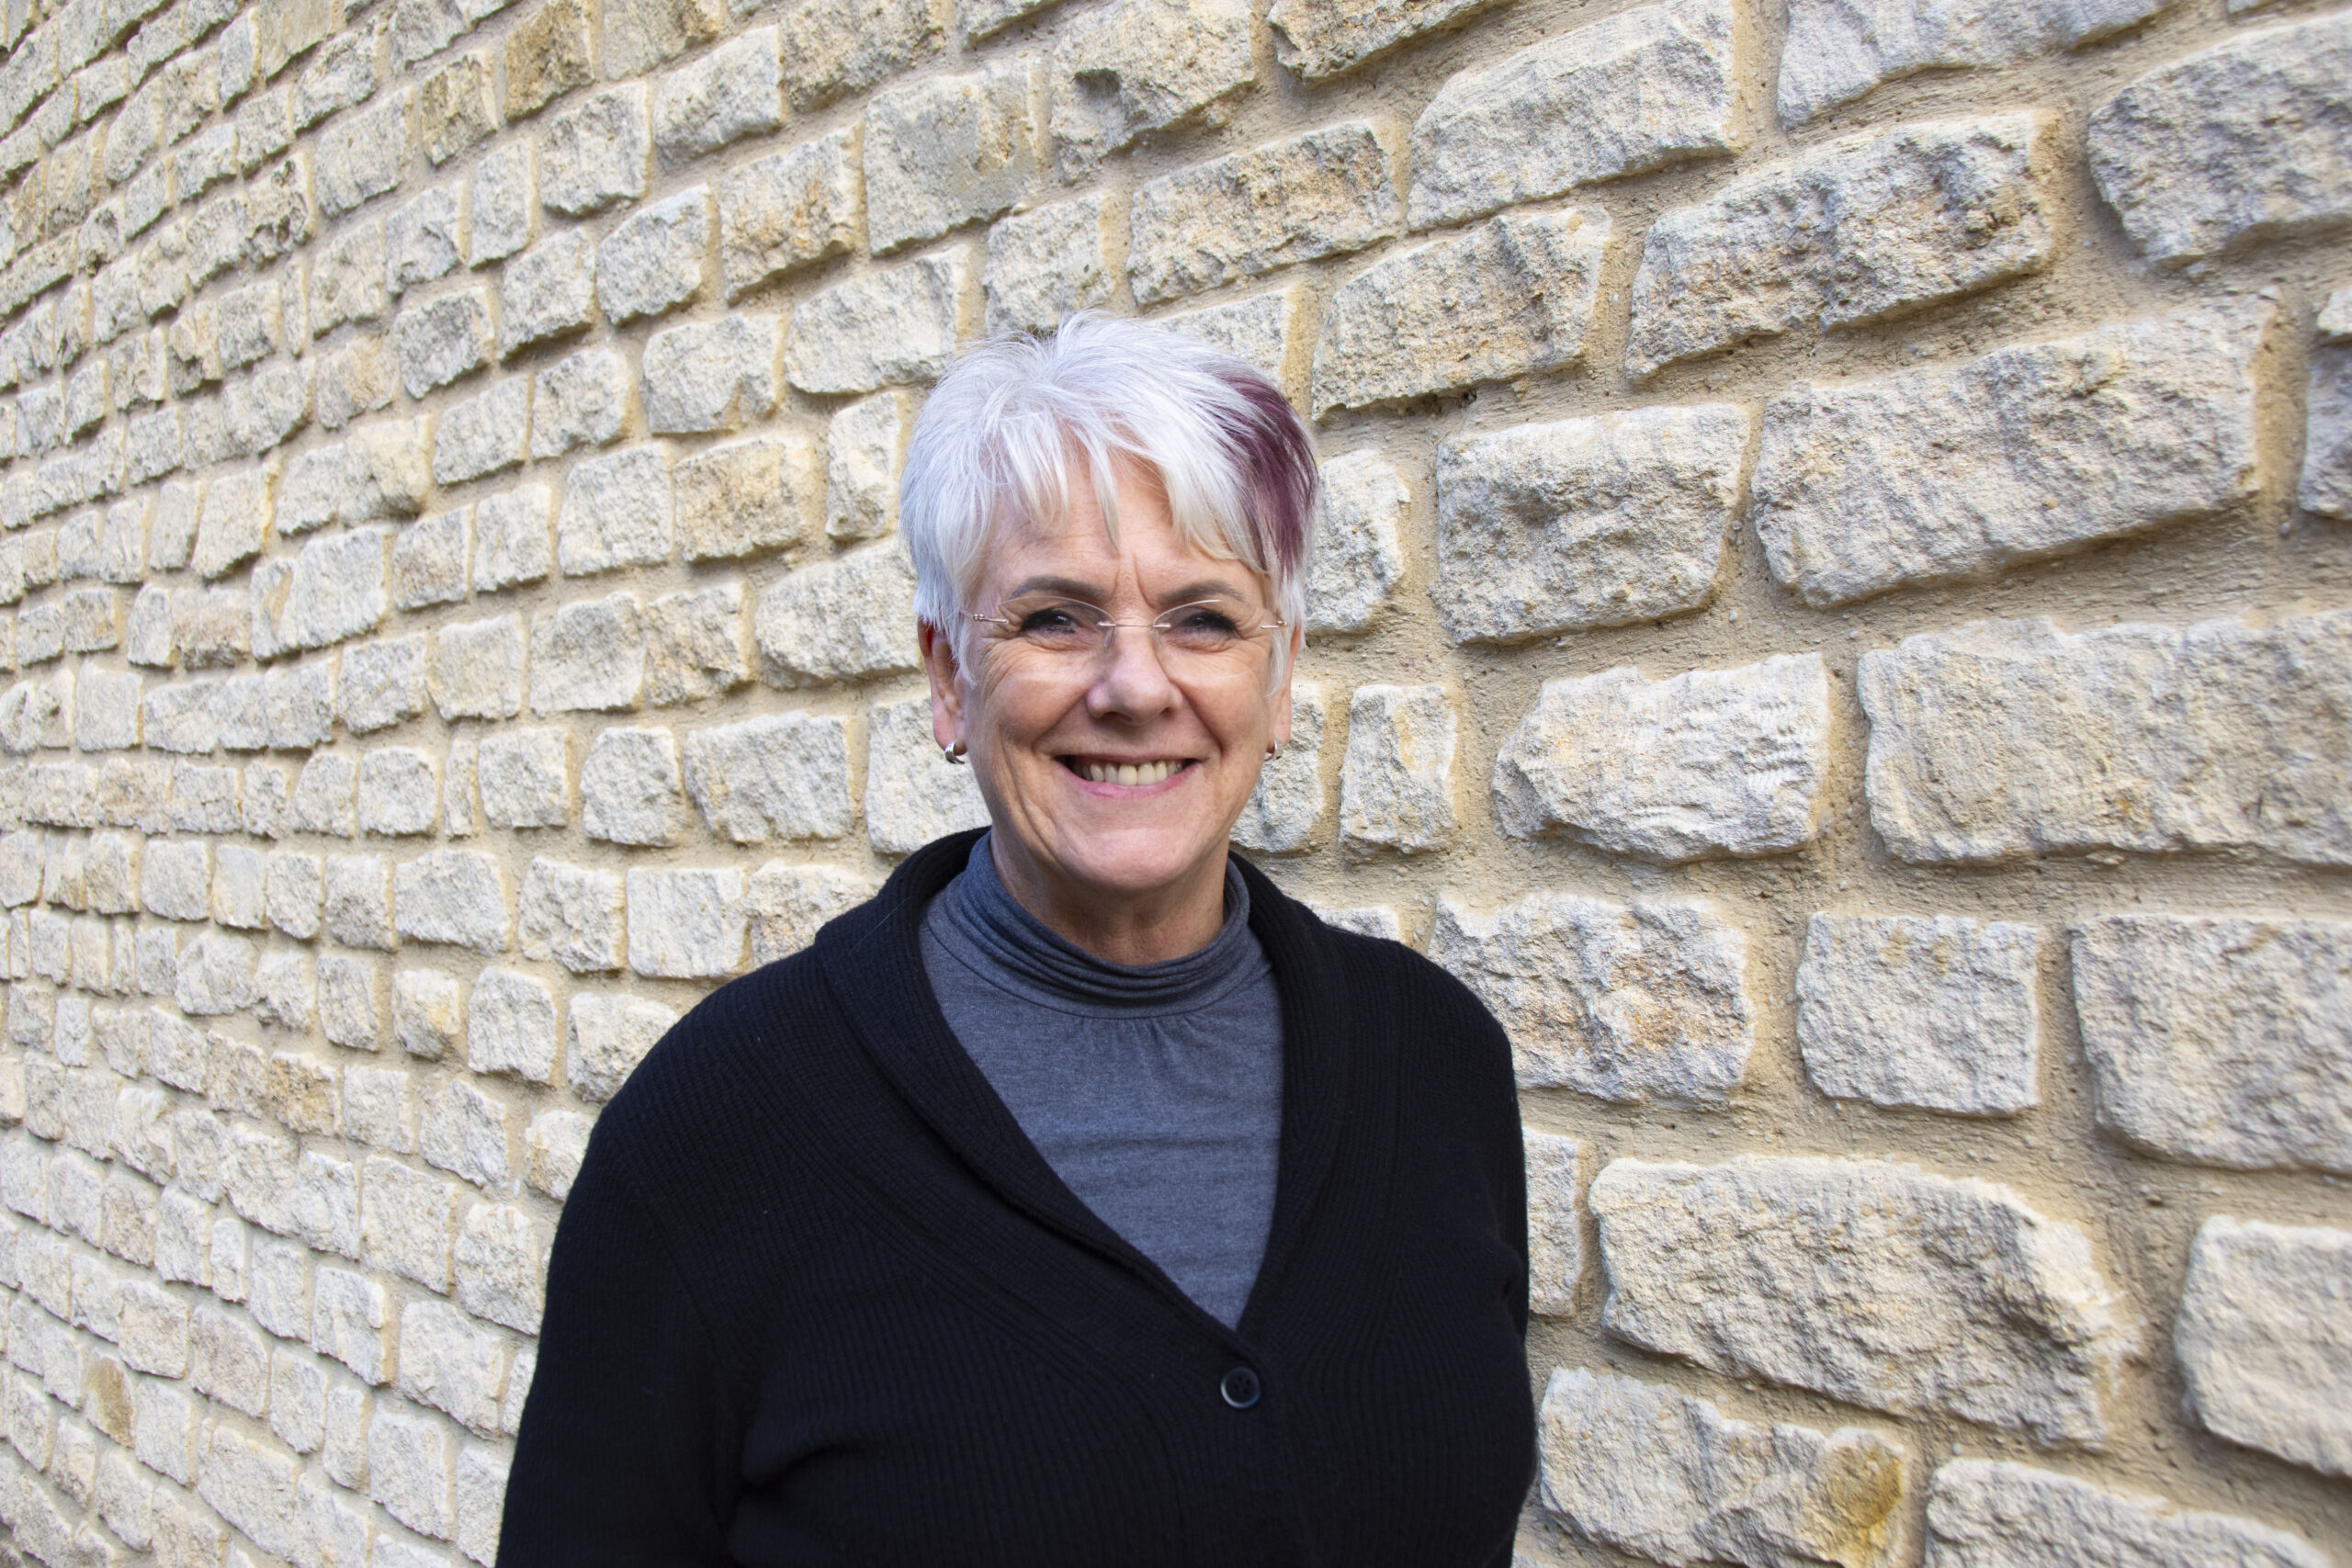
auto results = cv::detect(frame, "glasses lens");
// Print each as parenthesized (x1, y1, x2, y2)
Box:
(997, 597, 1108, 653)
(1154, 599, 1256, 656)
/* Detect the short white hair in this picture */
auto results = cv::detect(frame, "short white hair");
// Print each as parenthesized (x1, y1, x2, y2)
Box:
(899, 312, 1319, 663)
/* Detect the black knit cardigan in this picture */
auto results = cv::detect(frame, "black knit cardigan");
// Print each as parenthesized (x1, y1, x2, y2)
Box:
(497, 829, 1537, 1568)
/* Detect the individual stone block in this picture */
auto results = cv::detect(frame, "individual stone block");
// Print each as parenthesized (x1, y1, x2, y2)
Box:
(432, 378, 530, 485)
(595, 186, 709, 324)
(675, 434, 820, 561)
(396, 968, 466, 1060)
(1796, 915, 2039, 1116)
(717, 128, 864, 299)
(393, 287, 494, 398)
(1338, 683, 1457, 854)
(1495, 655, 1831, 863)
(432, 616, 526, 721)
(340, 637, 431, 735)
(1924, 1460, 2328, 1568)
(318, 93, 410, 219)
(397, 1298, 508, 1438)
(370, 1404, 457, 1538)
(1268, 0, 1504, 79)
(558, 448, 671, 575)
(540, 85, 650, 216)
(628, 865, 745, 977)
(526, 1111, 593, 1198)
(1780, 0, 2169, 124)
(865, 60, 1040, 255)
(1230, 682, 1327, 853)
(581, 727, 684, 845)
(1163, 288, 1306, 390)
(1408, 0, 1739, 230)
(1754, 303, 2267, 606)
(2087, 13, 2352, 265)
(784, 249, 970, 395)
(825, 392, 911, 540)
(1434, 404, 1746, 643)
(529, 351, 630, 465)
(387, 186, 466, 298)
(1627, 114, 2058, 378)
(357, 749, 438, 837)
(311, 221, 389, 334)
(775, 0, 940, 111)
(1430, 890, 1751, 1101)
(467, 966, 556, 1083)
(752, 543, 921, 684)
(517, 857, 622, 972)
(682, 714, 853, 842)
(1129, 121, 1396, 307)
(325, 853, 398, 949)
(1523, 1130, 1582, 1316)
(568, 992, 677, 1100)
(2071, 915, 2351, 1174)
(480, 728, 571, 827)
(652, 25, 779, 166)
(500, 230, 596, 357)
(1312, 209, 1609, 415)
(865, 695, 987, 854)
(599, 0, 724, 76)
(1590, 1157, 2132, 1444)
(503, 0, 593, 120)
(748, 862, 880, 964)
(1302, 454, 1405, 635)
(2305, 291, 2352, 521)
(194, 465, 277, 581)
(645, 582, 750, 704)
(471, 139, 536, 264)
(392, 850, 511, 954)
(320, 955, 384, 1047)
(529, 593, 646, 713)
(282, 527, 390, 650)
(1050, 0, 1251, 177)
(2174, 1216, 2352, 1479)
(642, 312, 782, 433)
(1537, 1369, 1908, 1568)
(1858, 611, 2352, 865)
(391, 509, 471, 610)
(983, 195, 1115, 336)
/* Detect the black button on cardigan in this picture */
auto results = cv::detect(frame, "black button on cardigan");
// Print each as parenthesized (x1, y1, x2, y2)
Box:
(499, 829, 1537, 1568)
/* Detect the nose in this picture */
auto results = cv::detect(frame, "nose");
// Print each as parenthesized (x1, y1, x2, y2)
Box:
(1085, 620, 1179, 720)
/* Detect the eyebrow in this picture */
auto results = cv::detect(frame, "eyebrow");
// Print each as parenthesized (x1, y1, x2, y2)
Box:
(1002, 574, 1258, 605)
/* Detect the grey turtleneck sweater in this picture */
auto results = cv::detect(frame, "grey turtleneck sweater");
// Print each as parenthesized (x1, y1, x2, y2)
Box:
(918, 835, 1283, 1327)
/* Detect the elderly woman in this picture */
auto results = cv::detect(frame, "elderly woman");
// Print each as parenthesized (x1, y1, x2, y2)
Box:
(499, 314, 1535, 1567)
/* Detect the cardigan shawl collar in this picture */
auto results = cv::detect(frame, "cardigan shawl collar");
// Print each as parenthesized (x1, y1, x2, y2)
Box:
(814, 828, 1347, 1344)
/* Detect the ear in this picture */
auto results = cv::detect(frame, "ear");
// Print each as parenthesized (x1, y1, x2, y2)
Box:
(919, 621, 967, 752)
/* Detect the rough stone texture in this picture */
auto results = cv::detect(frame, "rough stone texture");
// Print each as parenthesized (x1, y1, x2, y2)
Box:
(785, 250, 969, 395)
(1435, 405, 1746, 643)
(500, 230, 596, 358)
(518, 856, 620, 973)
(529, 593, 646, 714)
(1754, 304, 2267, 606)
(682, 714, 852, 842)
(628, 865, 745, 977)
(540, 86, 650, 217)
(2070, 915, 2352, 1175)
(2173, 1216, 2352, 1479)
(2086, 13, 2352, 265)
(1797, 916, 2041, 1117)
(568, 992, 676, 1100)
(865, 60, 1039, 256)
(1524, 1130, 1580, 1317)
(775, 0, 939, 112)
(652, 26, 778, 168)
(1627, 114, 2060, 378)
(1338, 683, 1457, 854)
(1780, 0, 2171, 125)
(1589, 1158, 2135, 1445)
(641, 312, 782, 433)
(1495, 656, 1830, 863)
(752, 543, 921, 685)
(1408, 0, 1739, 231)
(865, 695, 988, 854)
(1858, 611, 2352, 865)
(826, 392, 910, 541)
(595, 186, 709, 324)
(675, 434, 818, 561)
(2306, 291, 2352, 521)
(983, 194, 1115, 337)
(1127, 121, 1397, 307)
(1306, 453, 1406, 635)
(1049, 0, 1251, 178)
(1430, 891, 1752, 1102)
(1230, 682, 1325, 854)
(717, 129, 863, 299)
(1538, 1368, 1909, 1568)
(1311, 210, 1610, 415)
(558, 448, 671, 576)
(580, 726, 684, 845)
(1268, 0, 1505, 81)
(1924, 1460, 2329, 1568)
(531, 348, 629, 458)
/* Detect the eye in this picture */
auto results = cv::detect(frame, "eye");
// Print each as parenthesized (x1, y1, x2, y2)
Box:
(1159, 603, 1244, 649)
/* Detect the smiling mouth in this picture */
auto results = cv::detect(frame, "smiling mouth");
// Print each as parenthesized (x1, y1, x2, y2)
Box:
(1063, 759, 1194, 785)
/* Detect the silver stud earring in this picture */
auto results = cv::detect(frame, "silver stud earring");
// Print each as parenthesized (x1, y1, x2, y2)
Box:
(942, 741, 967, 765)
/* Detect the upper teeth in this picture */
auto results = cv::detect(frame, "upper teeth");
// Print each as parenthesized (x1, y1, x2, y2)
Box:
(1084, 761, 1180, 784)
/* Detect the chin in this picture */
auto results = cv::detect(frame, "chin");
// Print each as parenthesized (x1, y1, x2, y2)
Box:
(1054, 829, 1222, 899)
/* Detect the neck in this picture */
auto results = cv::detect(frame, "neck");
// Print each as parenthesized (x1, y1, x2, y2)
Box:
(987, 834, 1231, 966)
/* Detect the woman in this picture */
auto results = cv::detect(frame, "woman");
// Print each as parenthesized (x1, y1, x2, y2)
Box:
(498, 314, 1536, 1566)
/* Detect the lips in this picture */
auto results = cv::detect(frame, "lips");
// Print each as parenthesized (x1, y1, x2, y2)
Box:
(1067, 759, 1192, 785)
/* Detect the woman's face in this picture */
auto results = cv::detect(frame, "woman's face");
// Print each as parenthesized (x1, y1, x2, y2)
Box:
(922, 467, 1293, 919)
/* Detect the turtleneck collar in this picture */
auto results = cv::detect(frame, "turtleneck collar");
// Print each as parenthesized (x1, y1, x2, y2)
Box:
(925, 833, 1261, 1017)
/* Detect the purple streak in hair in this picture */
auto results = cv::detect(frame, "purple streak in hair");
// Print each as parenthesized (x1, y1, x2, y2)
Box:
(1216, 369, 1319, 590)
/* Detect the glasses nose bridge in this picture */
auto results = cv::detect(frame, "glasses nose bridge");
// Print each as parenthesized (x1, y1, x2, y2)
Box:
(1091, 612, 1176, 671)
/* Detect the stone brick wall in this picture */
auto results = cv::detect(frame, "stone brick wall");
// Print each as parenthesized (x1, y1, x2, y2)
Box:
(0, 0, 2341, 1556)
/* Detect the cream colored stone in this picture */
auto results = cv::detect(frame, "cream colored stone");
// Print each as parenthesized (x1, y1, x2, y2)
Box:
(984, 195, 1116, 336)
(1781, 0, 2171, 125)
(1312, 210, 1609, 415)
(785, 250, 970, 395)
(568, 992, 677, 1100)
(752, 543, 922, 684)
(1269, 0, 1507, 80)
(1924, 1460, 2327, 1568)
(1797, 915, 2040, 1116)
(1231, 683, 1325, 854)
(865, 60, 1040, 255)
(1495, 655, 1830, 863)
(775, 0, 940, 111)
(1129, 122, 1396, 306)
(1338, 683, 1456, 854)
(677, 434, 820, 561)
(1050, 0, 1251, 177)
(1525, 1131, 1580, 1316)
(653, 26, 779, 166)
(865, 694, 987, 854)
(717, 128, 863, 299)
(1589, 1157, 2133, 1444)
(1430, 890, 1751, 1101)
(2174, 1216, 2352, 1479)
